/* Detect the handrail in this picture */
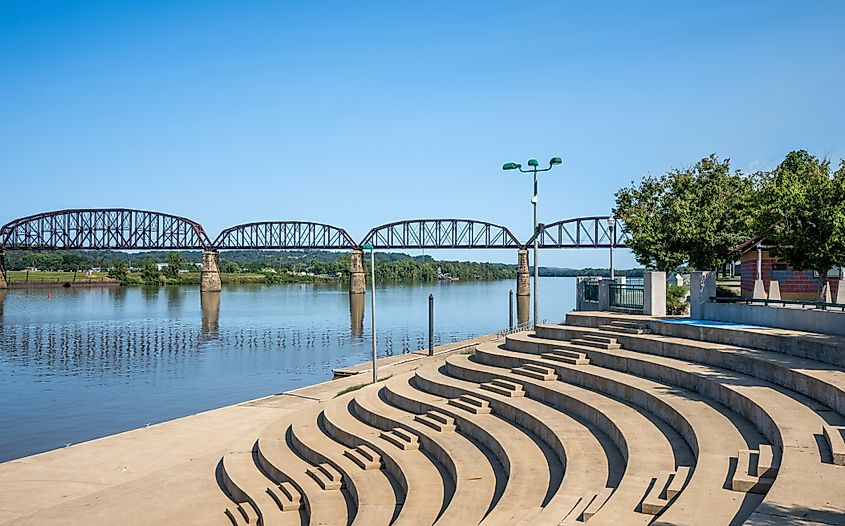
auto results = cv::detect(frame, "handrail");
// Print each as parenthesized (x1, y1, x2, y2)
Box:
(710, 296, 845, 312)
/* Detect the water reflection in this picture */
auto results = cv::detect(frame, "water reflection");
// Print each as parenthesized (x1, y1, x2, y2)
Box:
(200, 291, 221, 337)
(0, 289, 6, 317)
(349, 293, 364, 339)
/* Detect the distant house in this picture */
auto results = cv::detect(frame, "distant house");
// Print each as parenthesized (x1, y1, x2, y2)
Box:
(668, 273, 685, 287)
(731, 238, 842, 300)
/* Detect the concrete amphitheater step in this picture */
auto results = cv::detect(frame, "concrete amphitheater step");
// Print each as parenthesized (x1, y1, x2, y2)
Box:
(424, 358, 620, 525)
(289, 410, 400, 526)
(448, 393, 492, 414)
(480, 378, 525, 397)
(538, 321, 845, 417)
(541, 349, 590, 366)
(320, 395, 447, 526)
(255, 422, 349, 525)
(220, 437, 300, 526)
(731, 446, 777, 494)
(640, 466, 691, 515)
(598, 320, 650, 335)
(383, 372, 554, 525)
(822, 425, 845, 465)
(511, 363, 558, 381)
(469, 343, 764, 525)
(507, 330, 845, 525)
(350, 377, 498, 525)
(414, 410, 457, 432)
(466, 343, 682, 526)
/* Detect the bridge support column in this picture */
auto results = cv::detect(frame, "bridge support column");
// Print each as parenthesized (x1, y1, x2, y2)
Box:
(200, 250, 222, 292)
(349, 248, 366, 295)
(0, 251, 6, 289)
(516, 248, 530, 297)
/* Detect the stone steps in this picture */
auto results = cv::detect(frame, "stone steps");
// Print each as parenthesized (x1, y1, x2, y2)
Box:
(447, 393, 492, 414)
(641, 466, 691, 514)
(508, 329, 845, 525)
(387, 370, 554, 525)
(473, 340, 762, 526)
(350, 382, 497, 525)
(541, 349, 590, 366)
(569, 338, 621, 350)
(598, 320, 651, 335)
(320, 397, 446, 526)
(255, 424, 348, 525)
(511, 363, 558, 381)
(343, 444, 383, 470)
(219, 439, 298, 526)
(413, 410, 456, 432)
(822, 424, 845, 465)
(731, 447, 777, 494)
(480, 378, 526, 397)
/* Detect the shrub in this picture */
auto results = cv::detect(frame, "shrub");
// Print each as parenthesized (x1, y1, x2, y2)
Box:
(666, 284, 689, 315)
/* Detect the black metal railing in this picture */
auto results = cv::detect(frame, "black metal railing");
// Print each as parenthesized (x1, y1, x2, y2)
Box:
(710, 296, 845, 312)
(584, 282, 599, 302)
(610, 284, 644, 309)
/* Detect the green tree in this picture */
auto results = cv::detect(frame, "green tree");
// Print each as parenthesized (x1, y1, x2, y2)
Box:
(141, 260, 161, 285)
(754, 150, 845, 301)
(221, 261, 241, 273)
(614, 154, 755, 271)
(163, 253, 187, 279)
(107, 261, 128, 282)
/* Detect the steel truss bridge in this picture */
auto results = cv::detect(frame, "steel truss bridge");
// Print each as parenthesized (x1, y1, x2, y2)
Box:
(0, 209, 627, 252)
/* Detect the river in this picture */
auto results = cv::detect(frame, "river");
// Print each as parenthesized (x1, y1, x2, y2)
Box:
(0, 277, 575, 462)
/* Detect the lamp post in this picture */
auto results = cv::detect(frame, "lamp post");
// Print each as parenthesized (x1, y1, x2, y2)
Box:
(362, 242, 377, 383)
(608, 216, 616, 281)
(503, 156, 562, 326)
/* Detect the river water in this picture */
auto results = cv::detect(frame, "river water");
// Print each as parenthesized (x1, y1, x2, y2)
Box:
(0, 277, 574, 462)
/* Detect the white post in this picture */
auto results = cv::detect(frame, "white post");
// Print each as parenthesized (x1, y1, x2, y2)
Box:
(690, 271, 716, 320)
(643, 271, 667, 316)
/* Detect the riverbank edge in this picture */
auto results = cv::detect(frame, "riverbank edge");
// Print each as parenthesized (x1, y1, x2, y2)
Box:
(0, 331, 501, 525)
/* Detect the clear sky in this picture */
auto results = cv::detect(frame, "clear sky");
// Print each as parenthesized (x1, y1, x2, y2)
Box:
(1, 1, 843, 267)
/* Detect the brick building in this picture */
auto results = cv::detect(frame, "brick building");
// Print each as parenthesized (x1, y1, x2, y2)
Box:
(734, 238, 842, 301)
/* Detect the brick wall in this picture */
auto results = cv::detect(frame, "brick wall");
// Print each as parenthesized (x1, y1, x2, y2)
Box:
(739, 250, 840, 300)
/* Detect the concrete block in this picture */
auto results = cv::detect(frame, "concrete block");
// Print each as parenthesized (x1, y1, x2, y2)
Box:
(835, 280, 845, 305)
(767, 280, 781, 300)
(752, 279, 766, 299)
(690, 272, 717, 320)
(643, 271, 667, 316)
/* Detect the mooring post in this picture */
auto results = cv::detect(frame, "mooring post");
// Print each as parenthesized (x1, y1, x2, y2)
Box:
(509, 289, 514, 329)
(428, 293, 434, 356)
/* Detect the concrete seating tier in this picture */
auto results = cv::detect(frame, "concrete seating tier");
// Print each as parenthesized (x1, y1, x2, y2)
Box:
(510, 324, 845, 525)
(216, 312, 845, 525)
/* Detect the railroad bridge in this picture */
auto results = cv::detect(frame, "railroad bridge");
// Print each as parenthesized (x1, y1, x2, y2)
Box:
(0, 209, 627, 297)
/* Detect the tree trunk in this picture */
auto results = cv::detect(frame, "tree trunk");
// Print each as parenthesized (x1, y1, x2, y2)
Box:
(817, 270, 830, 303)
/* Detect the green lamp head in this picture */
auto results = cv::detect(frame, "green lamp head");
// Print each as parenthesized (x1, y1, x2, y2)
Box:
(527, 159, 539, 167)
(502, 162, 521, 170)
(549, 156, 562, 166)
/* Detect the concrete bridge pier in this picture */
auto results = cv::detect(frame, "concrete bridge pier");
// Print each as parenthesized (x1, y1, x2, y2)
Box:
(349, 248, 366, 295)
(516, 248, 530, 297)
(200, 250, 222, 292)
(0, 251, 7, 289)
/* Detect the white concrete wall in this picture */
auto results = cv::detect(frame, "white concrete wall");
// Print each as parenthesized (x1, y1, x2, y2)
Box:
(702, 302, 845, 337)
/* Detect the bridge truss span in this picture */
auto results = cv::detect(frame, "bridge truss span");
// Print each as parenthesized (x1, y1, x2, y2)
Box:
(0, 209, 211, 250)
(212, 221, 357, 250)
(528, 216, 628, 249)
(360, 219, 522, 249)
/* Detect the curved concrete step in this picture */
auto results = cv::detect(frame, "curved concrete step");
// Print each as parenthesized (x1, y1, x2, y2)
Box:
(320, 393, 446, 526)
(480, 335, 767, 525)
(220, 436, 300, 526)
(428, 357, 619, 524)
(288, 409, 398, 526)
(505, 331, 845, 525)
(467, 343, 680, 526)
(350, 376, 497, 525)
(537, 323, 845, 417)
(385, 370, 552, 525)
(255, 422, 349, 525)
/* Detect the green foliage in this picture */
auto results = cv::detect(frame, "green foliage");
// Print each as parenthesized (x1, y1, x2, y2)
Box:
(107, 261, 128, 282)
(754, 150, 845, 301)
(666, 284, 689, 315)
(221, 261, 241, 273)
(141, 260, 162, 284)
(163, 253, 188, 279)
(715, 284, 739, 298)
(615, 154, 755, 271)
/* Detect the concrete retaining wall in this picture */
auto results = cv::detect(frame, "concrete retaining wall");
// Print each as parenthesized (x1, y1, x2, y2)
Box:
(702, 301, 845, 337)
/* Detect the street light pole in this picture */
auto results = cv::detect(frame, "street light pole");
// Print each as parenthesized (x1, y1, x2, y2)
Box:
(503, 156, 562, 327)
(608, 216, 616, 281)
(362, 242, 377, 383)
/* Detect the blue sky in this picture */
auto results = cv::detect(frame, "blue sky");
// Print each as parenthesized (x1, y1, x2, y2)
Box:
(1, 1, 843, 267)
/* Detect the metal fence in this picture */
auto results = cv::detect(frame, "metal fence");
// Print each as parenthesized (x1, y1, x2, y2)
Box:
(584, 282, 599, 302)
(610, 284, 644, 309)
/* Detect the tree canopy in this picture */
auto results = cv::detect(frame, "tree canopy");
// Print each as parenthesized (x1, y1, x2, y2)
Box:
(754, 150, 845, 300)
(614, 154, 755, 272)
